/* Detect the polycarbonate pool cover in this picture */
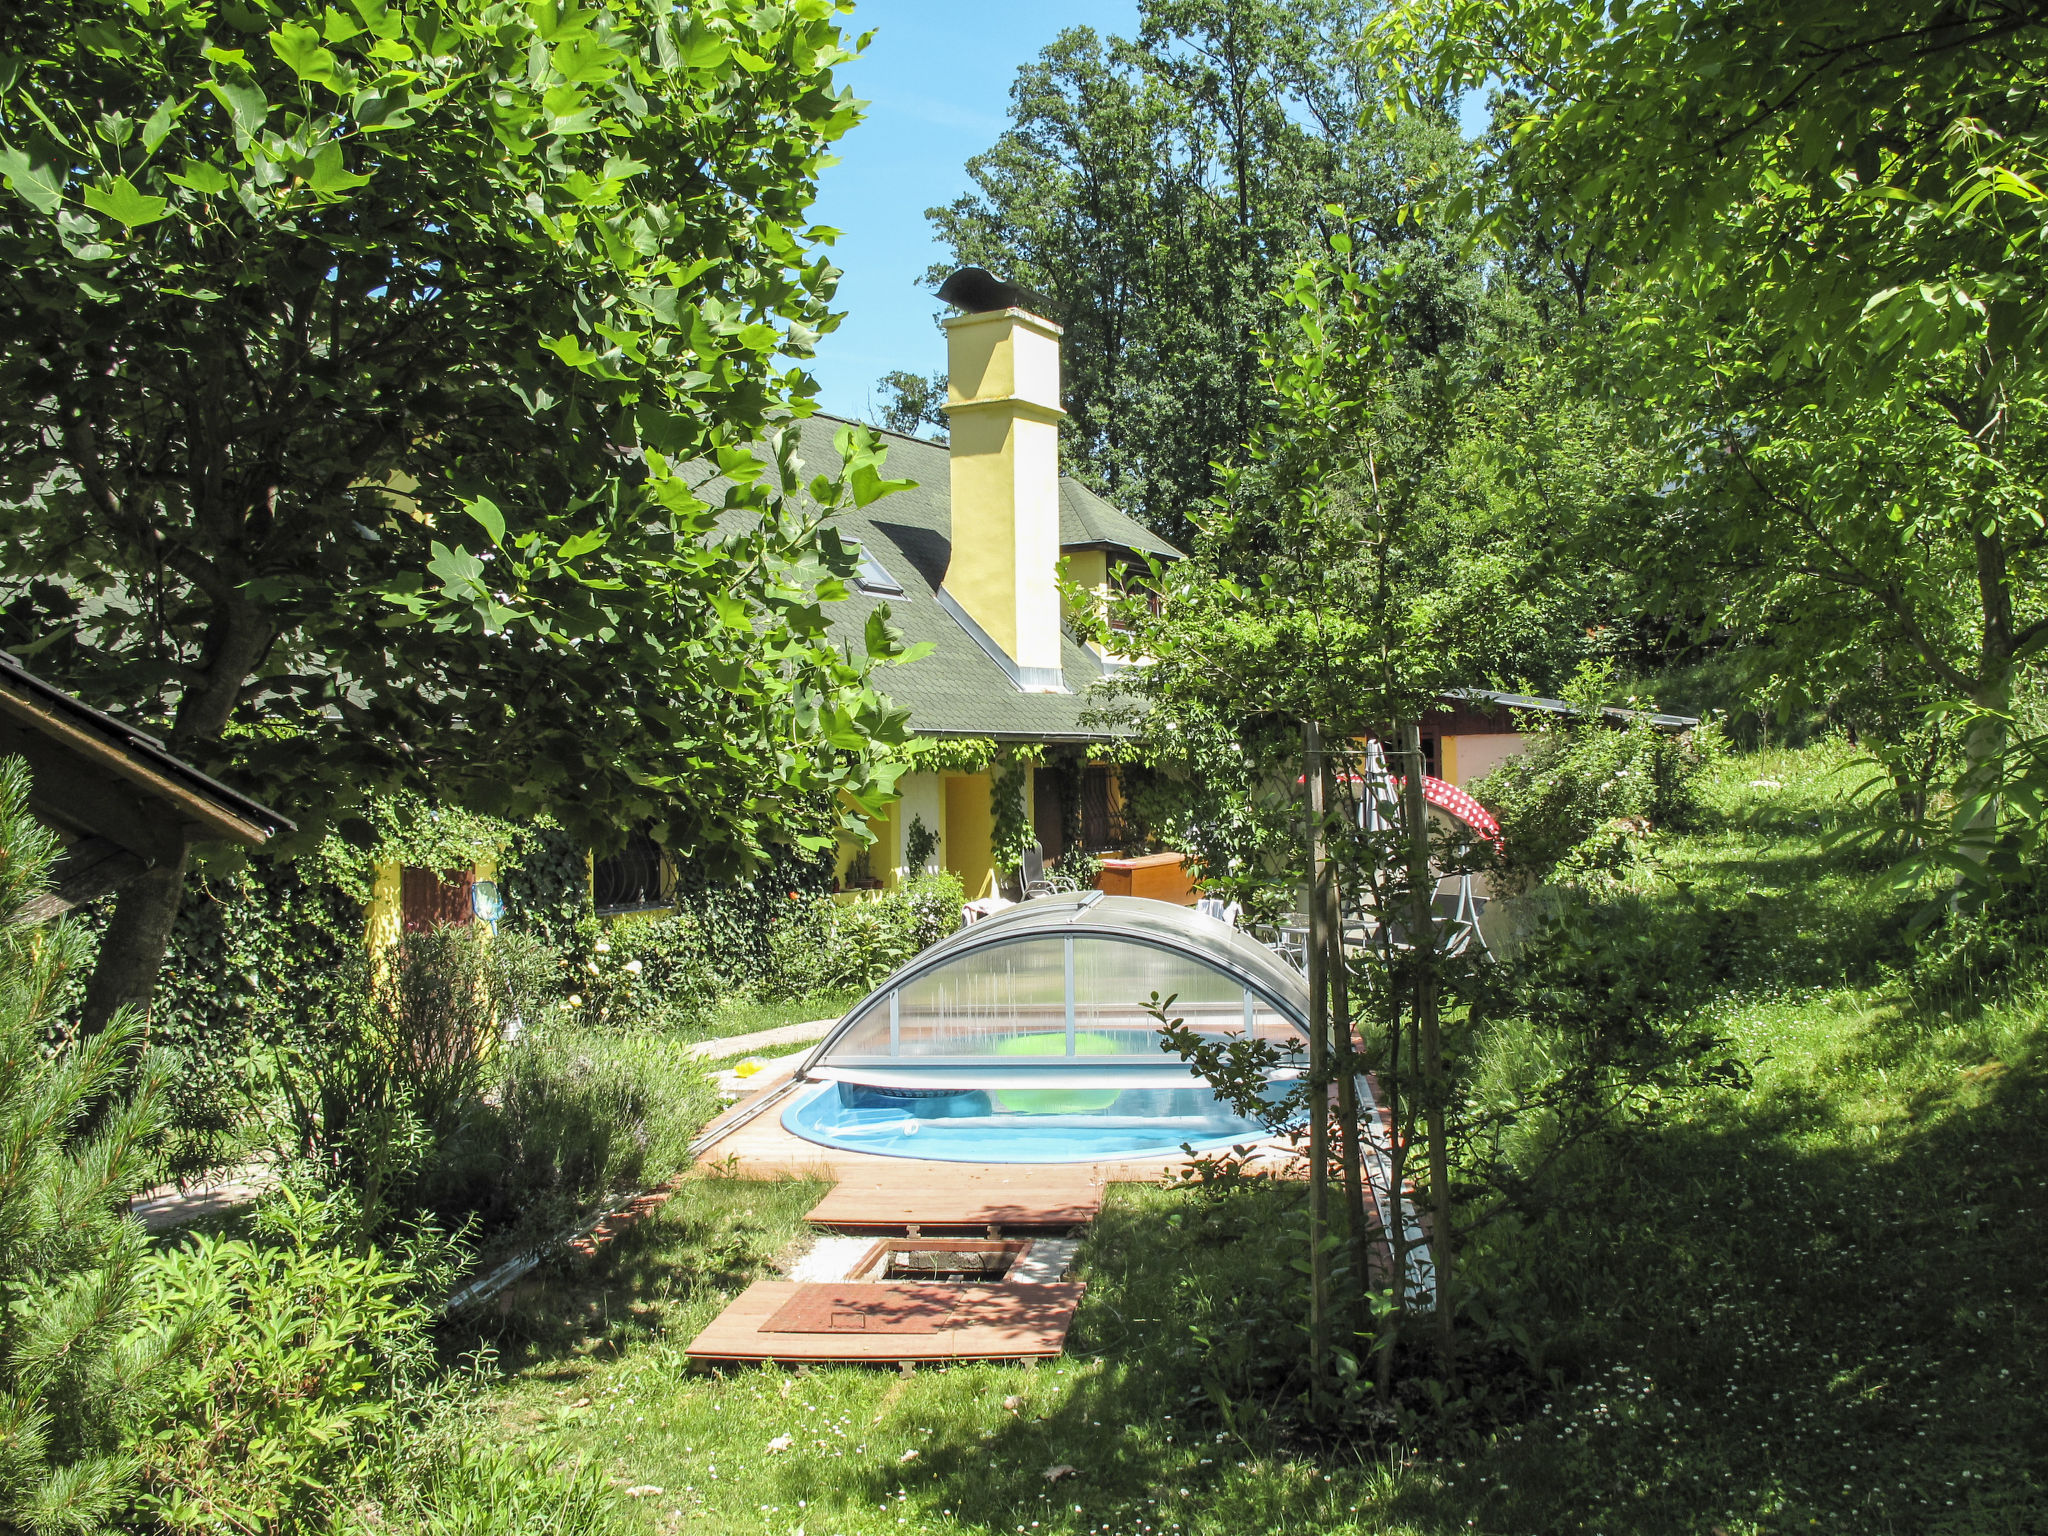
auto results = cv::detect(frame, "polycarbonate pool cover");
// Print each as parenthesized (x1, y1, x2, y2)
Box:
(780, 895, 1311, 1161)
(797, 892, 1310, 1090)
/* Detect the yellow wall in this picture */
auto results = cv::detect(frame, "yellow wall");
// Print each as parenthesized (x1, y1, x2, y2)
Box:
(366, 860, 403, 951)
(943, 771, 995, 900)
(1063, 548, 1108, 625)
(1438, 735, 1458, 785)
(834, 792, 898, 890)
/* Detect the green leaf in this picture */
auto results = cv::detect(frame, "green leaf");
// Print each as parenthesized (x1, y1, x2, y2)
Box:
(306, 141, 371, 195)
(426, 541, 485, 593)
(0, 142, 63, 214)
(141, 97, 186, 153)
(168, 159, 234, 195)
(209, 79, 270, 149)
(462, 497, 505, 546)
(556, 530, 608, 562)
(272, 22, 343, 88)
(82, 175, 170, 228)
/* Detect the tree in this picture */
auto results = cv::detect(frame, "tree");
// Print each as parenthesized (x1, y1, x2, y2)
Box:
(869, 368, 947, 440)
(927, 0, 1454, 541)
(0, 758, 177, 1532)
(0, 0, 915, 1026)
(1394, 0, 2048, 867)
(1086, 203, 1495, 1401)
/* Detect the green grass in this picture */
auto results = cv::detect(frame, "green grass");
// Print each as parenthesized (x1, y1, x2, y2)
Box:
(688, 988, 865, 1045)
(467, 742, 2048, 1534)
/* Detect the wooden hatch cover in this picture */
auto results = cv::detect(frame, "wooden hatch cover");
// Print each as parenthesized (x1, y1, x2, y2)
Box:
(687, 1281, 1086, 1363)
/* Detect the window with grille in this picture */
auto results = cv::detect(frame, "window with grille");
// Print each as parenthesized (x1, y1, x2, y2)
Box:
(593, 830, 666, 914)
(401, 867, 474, 933)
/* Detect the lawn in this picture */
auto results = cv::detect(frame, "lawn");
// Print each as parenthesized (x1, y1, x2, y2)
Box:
(464, 742, 2047, 1535)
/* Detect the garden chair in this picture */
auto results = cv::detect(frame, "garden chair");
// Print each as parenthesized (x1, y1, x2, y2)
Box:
(1019, 842, 1055, 900)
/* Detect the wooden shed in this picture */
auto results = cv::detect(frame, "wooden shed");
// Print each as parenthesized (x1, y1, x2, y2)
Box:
(0, 654, 291, 922)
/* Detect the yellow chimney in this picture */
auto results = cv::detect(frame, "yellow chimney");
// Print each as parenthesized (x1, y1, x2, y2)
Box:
(939, 305, 1067, 692)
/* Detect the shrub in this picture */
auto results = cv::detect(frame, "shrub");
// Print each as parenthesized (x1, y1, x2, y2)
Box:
(425, 1023, 715, 1258)
(274, 927, 499, 1237)
(1472, 713, 1710, 893)
(275, 929, 714, 1252)
(0, 757, 179, 1535)
(131, 1190, 438, 1531)
(132, 1188, 614, 1535)
(761, 871, 965, 998)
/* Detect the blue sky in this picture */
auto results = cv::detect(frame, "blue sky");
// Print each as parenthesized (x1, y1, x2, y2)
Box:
(803, 0, 1141, 422)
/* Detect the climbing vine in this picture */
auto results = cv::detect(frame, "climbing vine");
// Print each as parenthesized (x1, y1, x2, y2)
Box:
(898, 736, 998, 774)
(990, 753, 1038, 875)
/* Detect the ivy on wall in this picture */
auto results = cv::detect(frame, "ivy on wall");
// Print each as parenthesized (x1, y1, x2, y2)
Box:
(990, 756, 1036, 876)
(898, 737, 998, 774)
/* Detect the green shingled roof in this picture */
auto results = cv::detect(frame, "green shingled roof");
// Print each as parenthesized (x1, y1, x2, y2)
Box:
(703, 415, 1179, 741)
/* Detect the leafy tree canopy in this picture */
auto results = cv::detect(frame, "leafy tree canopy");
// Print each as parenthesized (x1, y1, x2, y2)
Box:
(0, 0, 916, 1014)
(1386, 0, 2048, 870)
(928, 0, 1473, 544)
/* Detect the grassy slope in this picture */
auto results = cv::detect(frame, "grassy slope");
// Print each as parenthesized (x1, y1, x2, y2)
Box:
(472, 743, 2046, 1536)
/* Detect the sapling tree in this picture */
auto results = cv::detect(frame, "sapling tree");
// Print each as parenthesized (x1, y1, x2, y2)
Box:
(1090, 210, 1497, 1403)
(0, 0, 915, 1028)
(0, 756, 181, 1532)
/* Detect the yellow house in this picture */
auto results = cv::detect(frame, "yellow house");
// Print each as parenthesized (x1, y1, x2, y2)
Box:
(693, 271, 1182, 904)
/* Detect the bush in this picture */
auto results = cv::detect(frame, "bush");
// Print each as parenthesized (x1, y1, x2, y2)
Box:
(425, 1022, 715, 1258)
(132, 1188, 614, 1535)
(1472, 714, 1711, 893)
(277, 930, 714, 1254)
(760, 871, 965, 999)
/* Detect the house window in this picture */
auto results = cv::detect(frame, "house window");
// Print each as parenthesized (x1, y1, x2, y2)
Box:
(401, 867, 474, 933)
(593, 830, 666, 914)
(853, 545, 906, 597)
(1081, 766, 1121, 852)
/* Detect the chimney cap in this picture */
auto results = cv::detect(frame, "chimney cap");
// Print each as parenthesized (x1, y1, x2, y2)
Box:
(937, 267, 1057, 319)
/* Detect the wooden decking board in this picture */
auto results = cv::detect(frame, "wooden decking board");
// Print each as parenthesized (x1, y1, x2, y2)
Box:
(686, 1280, 1084, 1363)
(805, 1172, 1102, 1230)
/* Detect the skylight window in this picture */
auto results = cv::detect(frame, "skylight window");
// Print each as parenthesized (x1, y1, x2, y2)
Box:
(853, 545, 906, 597)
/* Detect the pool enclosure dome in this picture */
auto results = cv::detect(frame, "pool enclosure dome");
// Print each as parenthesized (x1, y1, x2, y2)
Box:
(775, 893, 1311, 1163)
(798, 891, 1311, 1089)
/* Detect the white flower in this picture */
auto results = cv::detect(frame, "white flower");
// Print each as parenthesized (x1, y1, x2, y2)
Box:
(624, 958, 643, 975)
(594, 938, 611, 953)
(567, 994, 583, 1007)
(768, 1434, 794, 1453)
(898, 1449, 919, 1463)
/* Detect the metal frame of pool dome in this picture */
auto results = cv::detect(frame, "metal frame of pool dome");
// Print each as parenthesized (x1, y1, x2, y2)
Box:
(803, 890, 1317, 1087)
(691, 891, 1436, 1304)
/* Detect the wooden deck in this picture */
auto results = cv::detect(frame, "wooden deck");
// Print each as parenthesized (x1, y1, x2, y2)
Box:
(686, 1280, 1085, 1363)
(805, 1169, 1101, 1230)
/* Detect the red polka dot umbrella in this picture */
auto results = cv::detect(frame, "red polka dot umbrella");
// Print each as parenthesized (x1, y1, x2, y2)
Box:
(1390, 775, 1504, 851)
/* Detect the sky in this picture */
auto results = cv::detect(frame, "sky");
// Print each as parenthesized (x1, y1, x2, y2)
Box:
(802, 0, 1141, 423)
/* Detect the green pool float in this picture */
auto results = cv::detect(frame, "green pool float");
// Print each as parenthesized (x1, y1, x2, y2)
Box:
(991, 1031, 1124, 1114)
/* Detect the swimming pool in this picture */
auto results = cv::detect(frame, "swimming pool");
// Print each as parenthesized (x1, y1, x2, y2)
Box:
(780, 1077, 1286, 1163)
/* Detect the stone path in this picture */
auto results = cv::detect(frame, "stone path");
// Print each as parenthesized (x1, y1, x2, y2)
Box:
(130, 1162, 277, 1233)
(688, 1017, 836, 1062)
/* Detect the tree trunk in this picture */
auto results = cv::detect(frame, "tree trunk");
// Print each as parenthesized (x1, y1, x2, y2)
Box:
(78, 607, 270, 1034)
(1321, 762, 1374, 1352)
(1302, 720, 1332, 1404)
(79, 853, 191, 1036)
(1959, 527, 2017, 863)
(1399, 720, 1454, 1362)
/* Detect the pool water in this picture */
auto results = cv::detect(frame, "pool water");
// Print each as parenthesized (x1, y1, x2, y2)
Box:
(780, 1078, 1285, 1163)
